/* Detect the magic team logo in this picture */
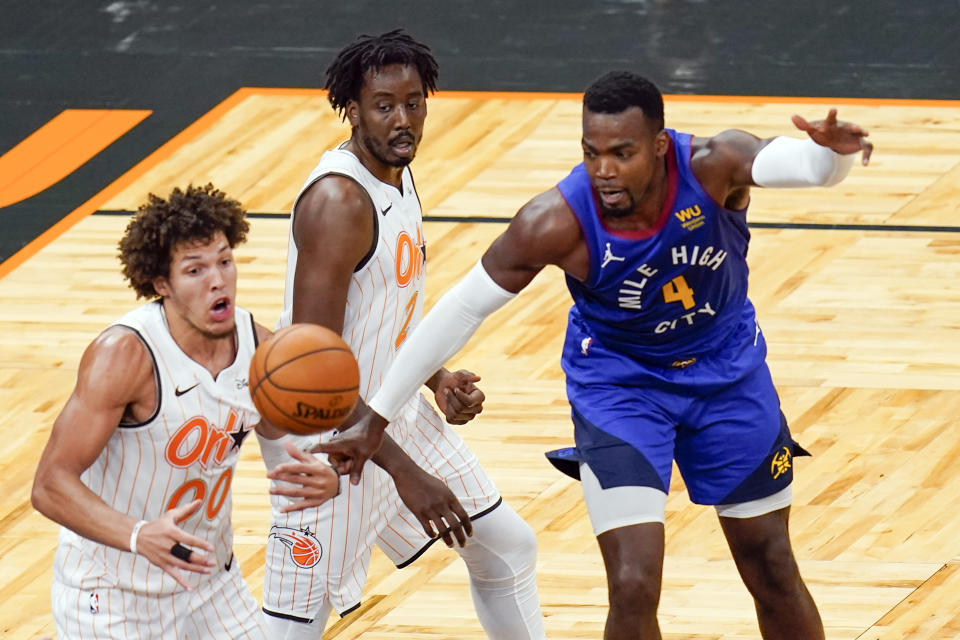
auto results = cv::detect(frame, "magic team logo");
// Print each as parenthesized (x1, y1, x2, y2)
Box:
(270, 525, 323, 568)
(770, 446, 792, 480)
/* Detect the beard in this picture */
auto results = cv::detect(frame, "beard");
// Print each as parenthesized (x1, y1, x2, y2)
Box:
(597, 193, 637, 219)
(362, 132, 416, 168)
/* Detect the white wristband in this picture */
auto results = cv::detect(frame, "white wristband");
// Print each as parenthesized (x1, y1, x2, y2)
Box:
(129, 520, 148, 555)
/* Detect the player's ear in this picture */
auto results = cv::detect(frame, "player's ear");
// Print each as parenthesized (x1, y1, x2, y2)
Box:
(152, 276, 170, 298)
(654, 129, 670, 158)
(346, 100, 360, 127)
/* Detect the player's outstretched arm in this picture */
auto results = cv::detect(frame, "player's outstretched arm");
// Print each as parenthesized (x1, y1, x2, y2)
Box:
(31, 328, 216, 589)
(316, 188, 583, 473)
(697, 109, 873, 209)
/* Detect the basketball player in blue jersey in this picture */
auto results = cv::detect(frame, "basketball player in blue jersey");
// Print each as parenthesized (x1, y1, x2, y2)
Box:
(318, 71, 873, 639)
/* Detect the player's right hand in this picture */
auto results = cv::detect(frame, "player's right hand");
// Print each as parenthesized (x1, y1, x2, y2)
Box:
(312, 401, 389, 485)
(134, 499, 216, 590)
(791, 109, 874, 165)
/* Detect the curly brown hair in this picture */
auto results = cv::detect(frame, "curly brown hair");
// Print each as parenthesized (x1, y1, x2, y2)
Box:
(118, 184, 249, 299)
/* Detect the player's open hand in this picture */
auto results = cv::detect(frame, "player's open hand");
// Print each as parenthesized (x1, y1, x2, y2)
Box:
(393, 466, 473, 548)
(268, 441, 341, 512)
(312, 401, 389, 485)
(434, 369, 485, 425)
(791, 109, 873, 165)
(134, 499, 216, 590)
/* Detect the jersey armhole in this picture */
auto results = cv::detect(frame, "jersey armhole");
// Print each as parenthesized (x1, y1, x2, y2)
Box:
(556, 185, 599, 288)
(354, 204, 379, 272)
(293, 172, 379, 273)
(249, 312, 259, 348)
(115, 325, 162, 429)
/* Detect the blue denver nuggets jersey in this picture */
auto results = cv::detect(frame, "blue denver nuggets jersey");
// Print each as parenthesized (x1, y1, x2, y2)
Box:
(559, 129, 764, 388)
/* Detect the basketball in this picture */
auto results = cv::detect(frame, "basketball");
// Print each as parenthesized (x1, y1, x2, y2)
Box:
(249, 323, 360, 435)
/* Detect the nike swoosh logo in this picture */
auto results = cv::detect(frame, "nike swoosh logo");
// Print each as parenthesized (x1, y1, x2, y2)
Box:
(224, 553, 234, 572)
(381, 203, 392, 216)
(174, 383, 200, 397)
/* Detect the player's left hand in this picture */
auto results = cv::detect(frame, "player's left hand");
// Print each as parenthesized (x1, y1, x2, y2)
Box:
(268, 441, 341, 512)
(392, 465, 473, 548)
(433, 369, 485, 425)
(791, 109, 873, 165)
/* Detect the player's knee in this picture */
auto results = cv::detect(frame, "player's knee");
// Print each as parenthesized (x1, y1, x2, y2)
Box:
(607, 564, 661, 614)
(461, 504, 538, 581)
(501, 513, 538, 566)
(736, 534, 804, 599)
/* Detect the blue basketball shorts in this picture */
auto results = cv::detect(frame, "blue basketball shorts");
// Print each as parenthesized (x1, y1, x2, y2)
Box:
(549, 361, 806, 506)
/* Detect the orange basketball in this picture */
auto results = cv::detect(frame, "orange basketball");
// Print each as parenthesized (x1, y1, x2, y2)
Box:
(249, 323, 360, 435)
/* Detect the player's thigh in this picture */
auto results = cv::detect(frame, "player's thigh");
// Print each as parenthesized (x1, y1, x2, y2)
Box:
(52, 579, 172, 639)
(263, 462, 392, 618)
(581, 460, 669, 535)
(568, 380, 681, 495)
(185, 564, 266, 640)
(261, 602, 332, 640)
(395, 396, 500, 513)
(378, 397, 501, 566)
(676, 362, 797, 506)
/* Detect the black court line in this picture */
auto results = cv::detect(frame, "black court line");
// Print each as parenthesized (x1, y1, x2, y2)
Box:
(94, 210, 960, 233)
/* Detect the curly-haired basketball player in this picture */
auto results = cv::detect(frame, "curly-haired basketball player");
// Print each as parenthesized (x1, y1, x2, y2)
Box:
(32, 184, 339, 639)
(321, 72, 873, 639)
(257, 30, 545, 639)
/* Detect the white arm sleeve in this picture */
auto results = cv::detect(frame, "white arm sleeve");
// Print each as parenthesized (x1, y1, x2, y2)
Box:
(751, 136, 856, 188)
(367, 260, 517, 421)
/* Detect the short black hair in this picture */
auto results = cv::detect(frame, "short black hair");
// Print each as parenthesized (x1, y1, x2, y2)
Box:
(325, 29, 439, 119)
(118, 184, 248, 299)
(583, 71, 664, 129)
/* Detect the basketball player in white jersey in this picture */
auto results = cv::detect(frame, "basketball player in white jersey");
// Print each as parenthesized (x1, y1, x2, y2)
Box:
(257, 31, 545, 639)
(31, 184, 340, 640)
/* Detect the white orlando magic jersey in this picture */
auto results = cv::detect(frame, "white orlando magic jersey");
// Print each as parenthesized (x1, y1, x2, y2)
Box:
(261, 148, 500, 619)
(53, 300, 260, 594)
(279, 145, 427, 401)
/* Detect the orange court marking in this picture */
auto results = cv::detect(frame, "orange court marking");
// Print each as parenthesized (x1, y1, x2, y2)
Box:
(0, 90, 255, 280)
(1, 87, 957, 282)
(0, 109, 151, 209)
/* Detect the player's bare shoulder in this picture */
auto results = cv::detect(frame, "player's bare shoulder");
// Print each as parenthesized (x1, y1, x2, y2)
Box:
(78, 325, 157, 416)
(293, 174, 376, 246)
(508, 188, 584, 263)
(690, 129, 766, 208)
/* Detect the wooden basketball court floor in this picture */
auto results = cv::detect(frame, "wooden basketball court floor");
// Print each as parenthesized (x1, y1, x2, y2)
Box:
(3, 89, 960, 639)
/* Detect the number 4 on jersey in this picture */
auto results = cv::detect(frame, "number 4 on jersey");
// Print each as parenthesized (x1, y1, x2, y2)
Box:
(662, 275, 695, 310)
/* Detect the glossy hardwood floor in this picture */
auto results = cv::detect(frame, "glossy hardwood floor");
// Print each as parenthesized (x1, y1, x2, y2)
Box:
(2, 90, 960, 639)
